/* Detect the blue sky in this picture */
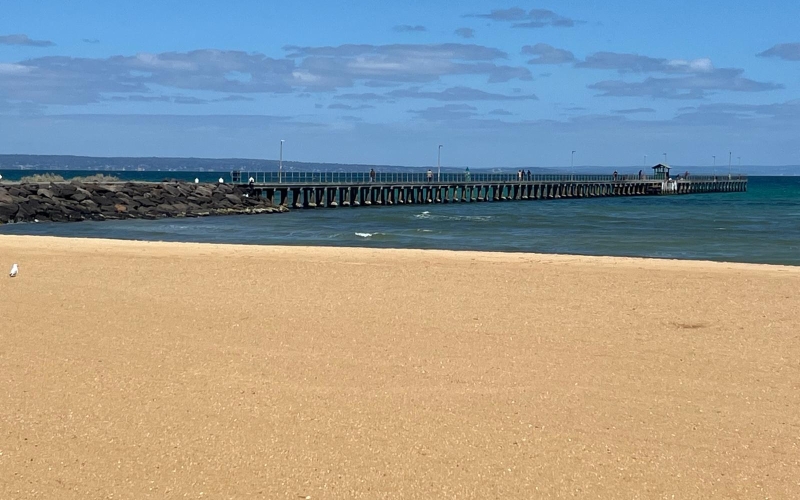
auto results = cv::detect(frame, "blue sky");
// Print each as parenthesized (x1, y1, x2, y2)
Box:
(1, 0, 799, 168)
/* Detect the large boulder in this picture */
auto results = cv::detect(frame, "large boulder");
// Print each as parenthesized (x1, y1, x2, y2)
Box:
(0, 191, 15, 205)
(162, 184, 182, 197)
(0, 202, 19, 221)
(70, 189, 90, 202)
(16, 200, 41, 219)
(91, 194, 116, 207)
(195, 186, 213, 198)
(132, 195, 157, 207)
(53, 183, 78, 197)
(215, 183, 234, 195)
(36, 188, 56, 199)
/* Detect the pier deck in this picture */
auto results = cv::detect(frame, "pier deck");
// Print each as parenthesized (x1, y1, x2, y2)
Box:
(231, 172, 747, 209)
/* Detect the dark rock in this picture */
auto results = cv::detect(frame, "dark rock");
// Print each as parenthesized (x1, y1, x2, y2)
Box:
(132, 196, 157, 207)
(163, 184, 182, 197)
(91, 194, 111, 205)
(0, 203, 19, 219)
(16, 200, 41, 219)
(70, 190, 90, 202)
(195, 186, 213, 198)
(215, 183, 234, 194)
(187, 195, 212, 204)
(37, 188, 56, 199)
(54, 184, 78, 197)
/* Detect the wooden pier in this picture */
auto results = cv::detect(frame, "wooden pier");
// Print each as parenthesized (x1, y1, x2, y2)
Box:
(231, 168, 747, 209)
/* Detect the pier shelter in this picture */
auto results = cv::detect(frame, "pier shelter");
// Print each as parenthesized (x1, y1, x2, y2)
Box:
(652, 164, 671, 180)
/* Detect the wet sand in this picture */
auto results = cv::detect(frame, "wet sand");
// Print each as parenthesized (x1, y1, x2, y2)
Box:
(1, 235, 798, 498)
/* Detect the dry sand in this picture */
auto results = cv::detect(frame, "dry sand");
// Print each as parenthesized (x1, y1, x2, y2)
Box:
(1, 235, 798, 499)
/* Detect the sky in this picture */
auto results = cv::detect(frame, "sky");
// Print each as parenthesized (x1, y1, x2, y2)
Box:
(1, 0, 799, 169)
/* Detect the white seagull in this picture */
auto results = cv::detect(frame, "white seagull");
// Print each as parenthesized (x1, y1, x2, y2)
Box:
(9, 263, 18, 277)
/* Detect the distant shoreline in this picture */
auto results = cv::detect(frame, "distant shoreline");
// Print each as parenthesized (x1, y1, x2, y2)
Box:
(0, 153, 788, 175)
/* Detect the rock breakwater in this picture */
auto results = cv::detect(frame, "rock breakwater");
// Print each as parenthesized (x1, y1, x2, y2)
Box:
(0, 181, 286, 224)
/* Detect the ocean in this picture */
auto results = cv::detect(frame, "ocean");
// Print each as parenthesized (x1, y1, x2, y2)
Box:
(1, 172, 798, 266)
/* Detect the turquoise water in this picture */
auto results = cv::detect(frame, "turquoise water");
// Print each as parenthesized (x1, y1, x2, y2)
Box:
(1, 175, 798, 265)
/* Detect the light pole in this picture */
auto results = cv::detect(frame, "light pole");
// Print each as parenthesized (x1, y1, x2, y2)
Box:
(279, 139, 285, 183)
(663, 152, 667, 164)
(738, 156, 741, 168)
(728, 151, 732, 178)
(571, 150, 576, 180)
(437, 144, 443, 182)
(712, 155, 716, 176)
(643, 154, 647, 167)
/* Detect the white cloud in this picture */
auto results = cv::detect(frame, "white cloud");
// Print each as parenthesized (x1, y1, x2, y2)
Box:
(0, 63, 31, 75)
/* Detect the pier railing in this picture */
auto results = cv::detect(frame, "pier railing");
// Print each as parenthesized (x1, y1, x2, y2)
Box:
(233, 171, 748, 185)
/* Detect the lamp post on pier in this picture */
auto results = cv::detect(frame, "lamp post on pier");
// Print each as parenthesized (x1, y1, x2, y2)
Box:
(712, 155, 716, 177)
(279, 139, 285, 183)
(643, 154, 647, 167)
(663, 152, 667, 164)
(437, 144, 443, 182)
(571, 150, 576, 180)
(728, 151, 732, 179)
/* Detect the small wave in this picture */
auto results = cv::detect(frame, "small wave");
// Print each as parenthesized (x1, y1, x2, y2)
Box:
(355, 232, 374, 238)
(413, 211, 494, 222)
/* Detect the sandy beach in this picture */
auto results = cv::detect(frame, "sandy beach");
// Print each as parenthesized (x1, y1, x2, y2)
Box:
(1, 235, 798, 498)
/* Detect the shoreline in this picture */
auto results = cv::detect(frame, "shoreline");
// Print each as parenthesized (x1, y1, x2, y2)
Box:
(2, 234, 799, 497)
(1, 234, 798, 272)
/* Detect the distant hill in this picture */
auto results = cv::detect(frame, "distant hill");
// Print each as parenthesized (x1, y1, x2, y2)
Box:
(0, 154, 388, 173)
(0, 154, 561, 174)
(0, 154, 796, 175)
